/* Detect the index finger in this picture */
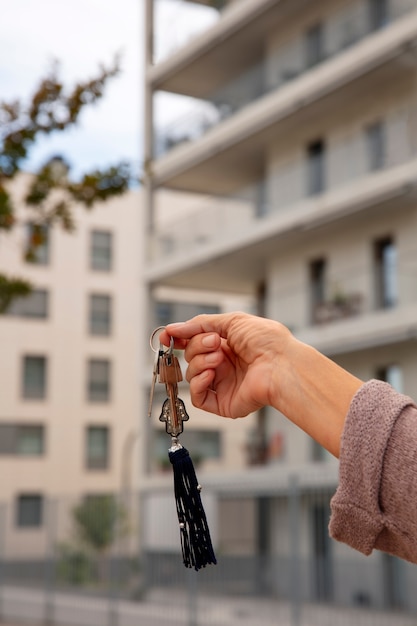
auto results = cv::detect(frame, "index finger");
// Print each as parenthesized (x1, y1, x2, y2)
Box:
(158, 328, 189, 350)
(165, 313, 235, 342)
(159, 314, 229, 350)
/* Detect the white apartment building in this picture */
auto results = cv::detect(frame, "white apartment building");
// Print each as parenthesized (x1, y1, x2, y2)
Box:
(142, 0, 417, 611)
(0, 175, 251, 567)
(0, 174, 142, 558)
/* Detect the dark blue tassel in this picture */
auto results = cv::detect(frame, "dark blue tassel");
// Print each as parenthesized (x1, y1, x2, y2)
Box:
(169, 445, 217, 570)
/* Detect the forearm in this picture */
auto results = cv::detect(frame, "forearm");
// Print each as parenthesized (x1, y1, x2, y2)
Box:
(273, 337, 363, 458)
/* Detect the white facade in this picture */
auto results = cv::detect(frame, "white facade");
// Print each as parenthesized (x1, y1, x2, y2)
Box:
(142, 0, 417, 609)
(0, 174, 142, 556)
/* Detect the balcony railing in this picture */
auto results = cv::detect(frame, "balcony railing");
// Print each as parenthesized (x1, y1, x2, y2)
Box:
(150, 105, 417, 261)
(313, 294, 364, 325)
(284, 245, 417, 332)
(154, 0, 417, 157)
(153, 0, 229, 64)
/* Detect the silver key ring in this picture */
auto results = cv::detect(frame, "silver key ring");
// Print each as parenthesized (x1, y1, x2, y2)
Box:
(150, 326, 174, 354)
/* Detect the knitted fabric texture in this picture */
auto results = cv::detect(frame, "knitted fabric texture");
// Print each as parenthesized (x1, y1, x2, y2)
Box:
(330, 379, 417, 563)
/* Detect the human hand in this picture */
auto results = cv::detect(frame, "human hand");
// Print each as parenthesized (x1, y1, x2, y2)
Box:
(160, 312, 293, 419)
(160, 311, 363, 457)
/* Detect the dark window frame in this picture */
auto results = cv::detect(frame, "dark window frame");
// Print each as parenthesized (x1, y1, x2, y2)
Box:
(5, 289, 49, 319)
(86, 425, 110, 470)
(87, 358, 111, 403)
(26, 223, 50, 266)
(16, 493, 43, 528)
(374, 236, 397, 309)
(90, 230, 113, 272)
(22, 355, 47, 400)
(0, 424, 45, 456)
(89, 294, 112, 336)
(307, 139, 326, 196)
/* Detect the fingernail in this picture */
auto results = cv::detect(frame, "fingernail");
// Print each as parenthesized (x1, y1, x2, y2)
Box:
(202, 334, 216, 348)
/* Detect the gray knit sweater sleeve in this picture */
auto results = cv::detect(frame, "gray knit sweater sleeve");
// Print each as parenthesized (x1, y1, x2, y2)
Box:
(329, 379, 417, 563)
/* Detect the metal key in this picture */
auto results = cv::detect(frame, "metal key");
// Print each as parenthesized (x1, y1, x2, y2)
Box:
(148, 347, 162, 419)
(158, 352, 189, 437)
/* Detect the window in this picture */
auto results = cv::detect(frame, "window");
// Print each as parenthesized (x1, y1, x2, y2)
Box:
(307, 139, 326, 196)
(88, 359, 111, 402)
(89, 294, 112, 336)
(155, 301, 220, 329)
(182, 430, 221, 460)
(22, 355, 47, 400)
(369, 0, 388, 31)
(0, 424, 44, 456)
(255, 179, 268, 217)
(86, 426, 110, 469)
(374, 236, 397, 309)
(26, 223, 49, 265)
(376, 364, 403, 392)
(309, 258, 327, 323)
(311, 502, 333, 601)
(155, 429, 221, 467)
(311, 439, 333, 463)
(305, 23, 324, 68)
(6, 289, 49, 319)
(366, 121, 385, 172)
(16, 494, 43, 528)
(91, 230, 113, 271)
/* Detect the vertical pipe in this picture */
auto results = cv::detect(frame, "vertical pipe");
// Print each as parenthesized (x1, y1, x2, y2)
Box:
(138, 491, 148, 597)
(0, 503, 6, 622)
(44, 498, 56, 626)
(254, 281, 268, 465)
(142, 0, 156, 483)
(289, 475, 301, 626)
(257, 496, 270, 595)
(187, 569, 198, 626)
(144, 0, 155, 238)
(108, 495, 119, 626)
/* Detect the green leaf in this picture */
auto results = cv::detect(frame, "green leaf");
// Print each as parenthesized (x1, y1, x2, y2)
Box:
(0, 185, 14, 229)
(0, 274, 32, 314)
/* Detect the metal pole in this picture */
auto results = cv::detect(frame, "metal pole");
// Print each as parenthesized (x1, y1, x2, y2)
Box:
(144, 0, 155, 239)
(0, 503, 6, 621)
(289, 475, 301, 626)
(187, 568, 198, 626)
(44, 497, 57, 626)
(108, 495, 120, 626)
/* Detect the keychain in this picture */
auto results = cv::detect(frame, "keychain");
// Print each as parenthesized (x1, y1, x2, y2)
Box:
(149, 327, 217, 571)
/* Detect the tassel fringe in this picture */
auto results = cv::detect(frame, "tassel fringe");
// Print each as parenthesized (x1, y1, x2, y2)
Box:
(169, 446, 217, 571)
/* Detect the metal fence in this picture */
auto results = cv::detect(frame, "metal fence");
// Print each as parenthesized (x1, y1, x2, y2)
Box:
(0, 483, 416, 626)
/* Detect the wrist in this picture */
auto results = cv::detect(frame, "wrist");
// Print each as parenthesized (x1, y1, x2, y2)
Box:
(270, 335, 363, 458)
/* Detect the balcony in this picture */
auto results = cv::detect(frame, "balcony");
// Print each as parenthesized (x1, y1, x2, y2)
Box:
(153, 0, 228, 64)
(298, 300, 417, 357)
(145, 104, 417, 292)
(152, 0, 415, 95)
(151, 2, 417, 193)
(313, 293, 364, 325)
(265, 237, 417, 354)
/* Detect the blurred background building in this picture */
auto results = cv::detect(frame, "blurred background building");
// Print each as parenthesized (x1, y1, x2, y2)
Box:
(0, 173, 142, 558)
(1, 0, 417, 623)
(142, 0, 417, 615)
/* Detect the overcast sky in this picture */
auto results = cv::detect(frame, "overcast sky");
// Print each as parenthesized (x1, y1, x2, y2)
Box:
(0, 0, 217, 181)
(0, 0, 143, 179)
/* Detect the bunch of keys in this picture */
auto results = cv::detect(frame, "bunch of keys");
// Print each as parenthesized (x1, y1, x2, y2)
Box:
(148, 327, 190, 446)
(148, 326, 217, 571)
